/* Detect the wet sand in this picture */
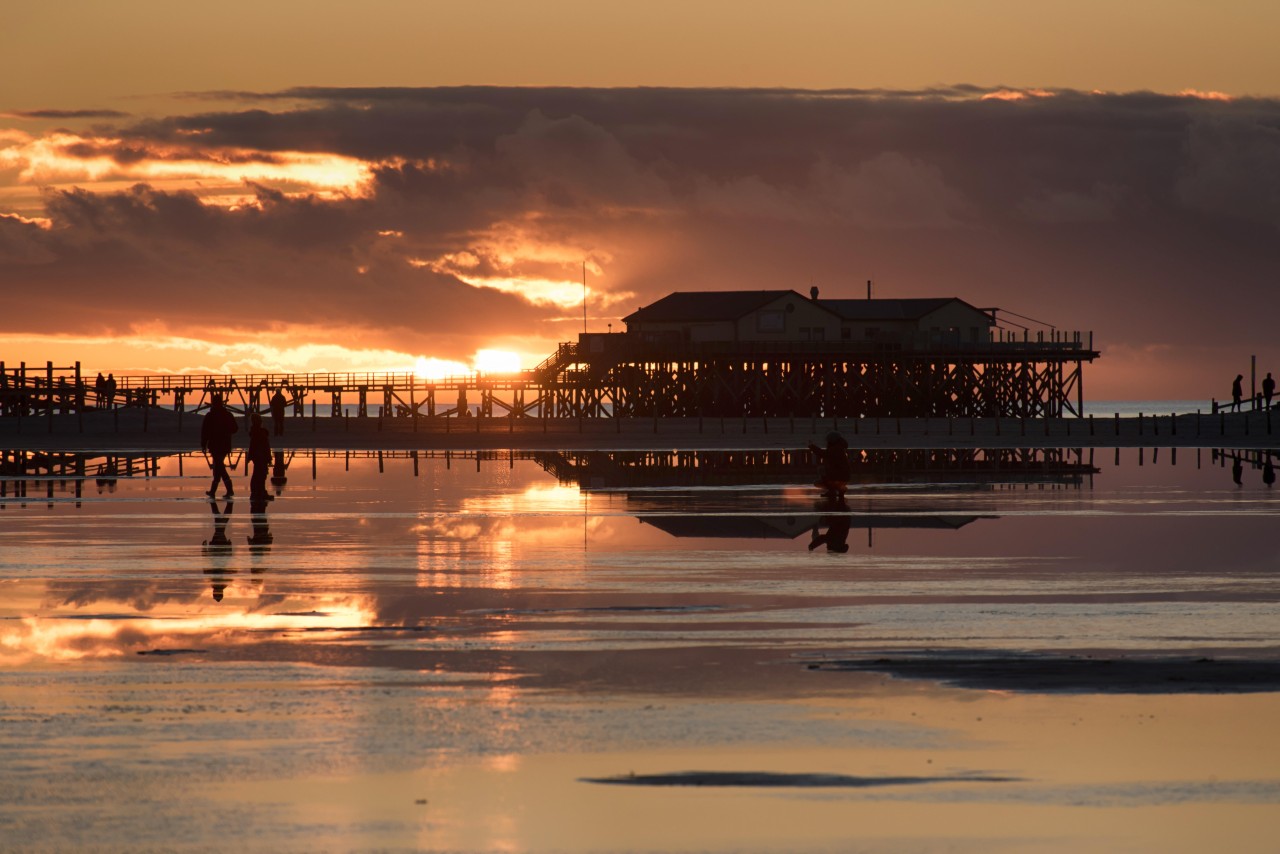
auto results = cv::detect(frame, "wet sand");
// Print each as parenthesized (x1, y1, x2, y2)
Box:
(2, 443, 1278, 851)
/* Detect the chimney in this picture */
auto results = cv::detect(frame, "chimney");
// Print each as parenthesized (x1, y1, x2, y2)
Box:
(809, 286, 819, 301)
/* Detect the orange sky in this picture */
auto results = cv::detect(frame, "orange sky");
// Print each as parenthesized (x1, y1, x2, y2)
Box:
(7, 1, 1280, 108)
(2, 2, 1279, 397)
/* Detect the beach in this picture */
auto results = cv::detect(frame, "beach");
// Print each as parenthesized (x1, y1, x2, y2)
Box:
(2, 427, 1279, 851)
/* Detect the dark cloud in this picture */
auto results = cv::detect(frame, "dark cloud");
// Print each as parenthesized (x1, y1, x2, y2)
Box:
(3, 87, 1279, 393)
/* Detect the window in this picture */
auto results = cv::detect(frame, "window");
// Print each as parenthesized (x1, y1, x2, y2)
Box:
(757, 310, 785, 333)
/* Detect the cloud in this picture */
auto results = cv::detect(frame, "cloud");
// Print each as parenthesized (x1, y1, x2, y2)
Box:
(0, 86, 1277, 396)
(1177, 114, 1280, 227)
(4, 108, 130, 119)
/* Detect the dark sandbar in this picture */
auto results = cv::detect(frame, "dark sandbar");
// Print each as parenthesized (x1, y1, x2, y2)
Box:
(582, 771, 1019, 787)
(808, 653, 1280, 693)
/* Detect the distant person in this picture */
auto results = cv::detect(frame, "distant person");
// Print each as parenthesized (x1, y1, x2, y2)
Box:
(269, 388, 287, 436)
(94, 373, 106, 407)
(104, 373, 117, 408)
(201, 395, 238, 498)
(1264, 460, 1276, 488)
(1232, 374, 1244, 409)
(808, 431, 852, 499)
(245, 412, 272, 500)
(1263, 372, 1275, 409)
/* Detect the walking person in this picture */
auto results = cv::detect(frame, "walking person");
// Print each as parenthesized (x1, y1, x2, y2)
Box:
(269, 388, 287, 436)
(245, 412, 272, 500)
(1263, 372, 1275, 409)
(1232, 374, 1244, 410)
(201, 394, 238, 498)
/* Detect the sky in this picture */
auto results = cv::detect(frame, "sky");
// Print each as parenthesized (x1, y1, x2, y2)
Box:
(2, 1, 1279, 399)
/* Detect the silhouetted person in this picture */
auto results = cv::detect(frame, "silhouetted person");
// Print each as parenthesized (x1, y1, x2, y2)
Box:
(809, 496, 851, 553)
(269, 388, 287, 436)
(270, 450, 289, 495)
(1264, 460, 1276, 488)
(1264, 372, 1275, 409)
(94, 373, 105, 407)
(1232, 458, 1244, 486)
(808, 431, 851, 499)
(1232, 374, 1244, 409)
(104, 373, 117, 408)
(201, 395, 238, 498)
(245, 412, 272, 500)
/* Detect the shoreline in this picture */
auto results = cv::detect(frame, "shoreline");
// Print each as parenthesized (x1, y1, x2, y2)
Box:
(1, 409, 1277, 452)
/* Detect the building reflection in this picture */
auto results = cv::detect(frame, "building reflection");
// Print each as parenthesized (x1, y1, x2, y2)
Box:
(533, 447, 1099, 490)
(535, 448, 1096, 552)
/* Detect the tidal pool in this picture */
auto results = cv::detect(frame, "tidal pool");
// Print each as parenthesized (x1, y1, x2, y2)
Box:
(1, 446, 1278, 851)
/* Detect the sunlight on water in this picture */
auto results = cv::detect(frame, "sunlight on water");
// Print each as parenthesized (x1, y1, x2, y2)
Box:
(1, 445, 1278, 851)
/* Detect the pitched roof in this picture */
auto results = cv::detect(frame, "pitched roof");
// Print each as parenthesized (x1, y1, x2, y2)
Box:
(820, 297, 975, 321)
(623, 290, 797, 324)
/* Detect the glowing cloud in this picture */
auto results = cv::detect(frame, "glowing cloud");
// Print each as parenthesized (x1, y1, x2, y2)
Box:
(981, 88, 1055, 101)
(0, 131, 374, 200)
(473, 349, 522, 374)
(1178, 89, 1234, 101)
(414, 356, 471, 380)
(452, 274, 588, 309)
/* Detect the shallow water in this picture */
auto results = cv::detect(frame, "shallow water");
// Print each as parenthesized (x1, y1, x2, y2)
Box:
(2, 446, 1278, 851)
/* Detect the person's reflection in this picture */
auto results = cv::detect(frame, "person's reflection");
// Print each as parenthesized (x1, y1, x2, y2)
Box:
(808, 496, 851, 553)
(1232, 458, 1244, 487)
(270, 450, 290, 496)
(202, 498, 235, 601)
(96, 458, 119, 494)
(1264, 460, 1276, 488)
(247, 493, 273, 553)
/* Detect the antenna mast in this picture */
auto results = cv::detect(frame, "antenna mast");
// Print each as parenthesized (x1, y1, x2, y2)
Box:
(582, 261, 587, 334)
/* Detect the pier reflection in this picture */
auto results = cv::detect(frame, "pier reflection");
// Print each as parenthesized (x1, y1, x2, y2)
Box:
(536, 448, 1094, 552)
(534, 447, 1099, 491)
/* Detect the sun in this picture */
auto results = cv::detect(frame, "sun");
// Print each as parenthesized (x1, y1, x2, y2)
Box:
(474, 349, 522, 375)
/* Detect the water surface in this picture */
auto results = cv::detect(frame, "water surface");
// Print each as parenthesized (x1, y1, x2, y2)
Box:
(2, 446, 1278, 851)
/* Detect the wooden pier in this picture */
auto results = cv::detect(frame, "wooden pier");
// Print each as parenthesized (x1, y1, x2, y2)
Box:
(538, 332, 1100, 419)
(1, 327, 1101, 425)
(0, 360, 541, 421)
